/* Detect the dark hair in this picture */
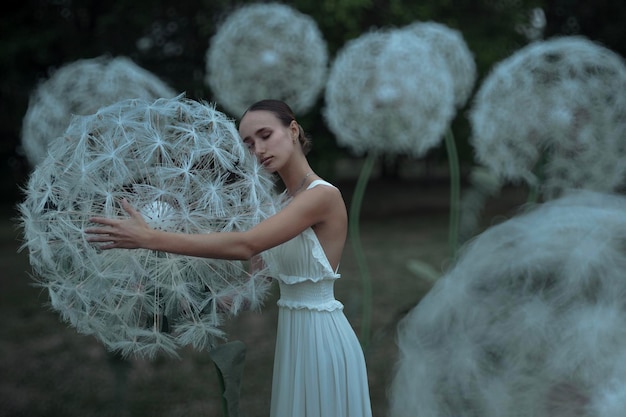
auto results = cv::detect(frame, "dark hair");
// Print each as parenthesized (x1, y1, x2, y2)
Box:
(242, 99, 312, 154)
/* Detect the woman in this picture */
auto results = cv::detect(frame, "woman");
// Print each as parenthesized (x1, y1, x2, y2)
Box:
(86, 99, 373, 417)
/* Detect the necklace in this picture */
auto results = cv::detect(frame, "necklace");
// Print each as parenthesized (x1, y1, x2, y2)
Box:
(288, 172, 313, 197)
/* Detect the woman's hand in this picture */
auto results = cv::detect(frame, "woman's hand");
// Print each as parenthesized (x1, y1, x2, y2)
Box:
(85, 199, 153, 250)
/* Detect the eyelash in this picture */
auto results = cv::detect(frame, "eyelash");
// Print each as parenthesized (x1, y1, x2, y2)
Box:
(244, 131, 271, 149)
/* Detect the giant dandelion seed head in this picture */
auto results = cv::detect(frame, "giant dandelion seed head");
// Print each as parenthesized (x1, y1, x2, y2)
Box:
(205, 3, 328, 117)
(21, 55, 177, 167)
(18, 94, 279, 359)
(469, 36, 626, 199)
(404, 21, 477, 108)
(390, 190, 626, 417)
(324, 29, 456, 158)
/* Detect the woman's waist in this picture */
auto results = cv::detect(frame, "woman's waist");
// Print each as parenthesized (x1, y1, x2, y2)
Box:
(277, 279, 343, 311)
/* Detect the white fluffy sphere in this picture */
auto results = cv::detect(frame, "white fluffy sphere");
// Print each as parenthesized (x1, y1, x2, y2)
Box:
(19, 94, 279, 359)
(21, 55, 177, 167)
(405, 21, 477, 108)
(324, 29, 455, 157)
(469, 36, 626, 199)
(205, 3, 328, 117)
(390, 190, 626, 417)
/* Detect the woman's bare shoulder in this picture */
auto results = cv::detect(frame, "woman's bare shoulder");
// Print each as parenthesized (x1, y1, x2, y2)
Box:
(306, 179, 338, 191)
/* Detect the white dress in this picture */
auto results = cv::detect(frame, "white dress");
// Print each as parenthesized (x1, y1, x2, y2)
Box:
(262, 180, 373, 417)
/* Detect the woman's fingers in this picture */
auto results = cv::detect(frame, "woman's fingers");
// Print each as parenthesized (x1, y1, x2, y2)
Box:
(87, 200, 139, 231)
(84, 200, 146, 250)
(85, 226, 111, 235)
(88, 217, 117, 226)
(121, 199, 142, 219)
(120, 198, 133, 213)
(86, 233, 114, 242)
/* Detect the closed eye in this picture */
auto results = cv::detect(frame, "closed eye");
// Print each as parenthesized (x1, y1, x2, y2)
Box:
(259, 128, 272, 139)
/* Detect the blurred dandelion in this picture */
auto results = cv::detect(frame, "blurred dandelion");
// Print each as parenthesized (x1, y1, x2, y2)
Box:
(404, 21, 477, 256)
(469, 36, 626, 202)
(205, 2, 328, 117)
(405, 21, 477, 108)
(390, 190, 626, 417)
(324, 29, 455, 158)
(324, 25, 471, 346)
(21, 55, 177, 167)
(18, 94, 278, 359)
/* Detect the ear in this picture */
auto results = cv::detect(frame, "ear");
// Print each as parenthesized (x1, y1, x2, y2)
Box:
(289, 120, 299, 141)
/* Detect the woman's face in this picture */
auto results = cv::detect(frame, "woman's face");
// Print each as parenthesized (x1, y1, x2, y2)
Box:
(239, 110, 298, 172)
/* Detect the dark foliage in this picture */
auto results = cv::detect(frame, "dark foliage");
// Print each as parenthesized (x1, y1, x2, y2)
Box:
(2, 0, 623, 207)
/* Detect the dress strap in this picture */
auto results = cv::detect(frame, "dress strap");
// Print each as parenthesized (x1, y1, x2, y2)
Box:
(306, 179, 335, 190)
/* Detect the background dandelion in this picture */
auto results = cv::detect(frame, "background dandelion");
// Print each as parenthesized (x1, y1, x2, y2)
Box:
(405, 21, 477, 109)
(404, 21, 478, 256)
(18, 94, 279, 359)
(324, 27, 459, 347)
(469, 36, 626, 201)
(205, 2, 328, 117)
(390, 190, 626, 417)
(324, 29, 455, 158)
(20, 55, 177, 167)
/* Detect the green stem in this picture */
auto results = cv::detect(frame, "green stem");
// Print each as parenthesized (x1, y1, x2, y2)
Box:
(214, 363, 229, 417)
(527, 151, 548, 205)
(526, 183, 539, 205)
(349, 153, 376, 350)
(444, 128, 460, 259)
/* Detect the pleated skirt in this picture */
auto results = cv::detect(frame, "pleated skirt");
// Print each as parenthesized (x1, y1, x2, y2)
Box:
(269, 307, 373, 417)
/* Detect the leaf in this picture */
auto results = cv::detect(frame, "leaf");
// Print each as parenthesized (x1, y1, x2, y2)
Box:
(208, 340, 247, 417)
(406, 259, 440, 283)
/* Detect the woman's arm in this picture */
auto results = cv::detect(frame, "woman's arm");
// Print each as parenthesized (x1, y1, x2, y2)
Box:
(86, 199, 247, 258)
(86, 186, 337, 260)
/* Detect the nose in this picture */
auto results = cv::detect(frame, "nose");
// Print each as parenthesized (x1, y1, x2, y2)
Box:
(253, 140, 265, 156)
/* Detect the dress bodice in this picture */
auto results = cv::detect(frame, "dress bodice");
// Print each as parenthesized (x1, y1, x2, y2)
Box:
(261, 180, 343, 311)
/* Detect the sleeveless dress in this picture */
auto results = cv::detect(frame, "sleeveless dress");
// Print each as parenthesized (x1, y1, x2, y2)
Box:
(261, 180, 373, 417)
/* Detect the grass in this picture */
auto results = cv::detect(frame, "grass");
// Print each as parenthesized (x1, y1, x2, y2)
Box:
(0, 179, 527, 417)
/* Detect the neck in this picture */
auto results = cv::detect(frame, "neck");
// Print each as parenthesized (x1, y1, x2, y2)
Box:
(277, 152, 314, 195)
(286, 171, 314, 197)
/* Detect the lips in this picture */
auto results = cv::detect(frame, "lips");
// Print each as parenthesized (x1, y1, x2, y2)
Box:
(260, 156, 272, 166)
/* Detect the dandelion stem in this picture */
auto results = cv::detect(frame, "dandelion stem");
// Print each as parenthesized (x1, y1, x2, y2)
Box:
(213, 361, 229, 417)
(526, 184, 539, 205)
(349, 153, 376, 350)
(527, 151, 548, 205)
(444, 127, 460, 259)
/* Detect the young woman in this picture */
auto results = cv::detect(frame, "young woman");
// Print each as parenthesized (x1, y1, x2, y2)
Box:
(86, 99, 373, 417)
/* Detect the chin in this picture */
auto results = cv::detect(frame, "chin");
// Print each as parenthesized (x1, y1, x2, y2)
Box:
(261, 162, 278, 173)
